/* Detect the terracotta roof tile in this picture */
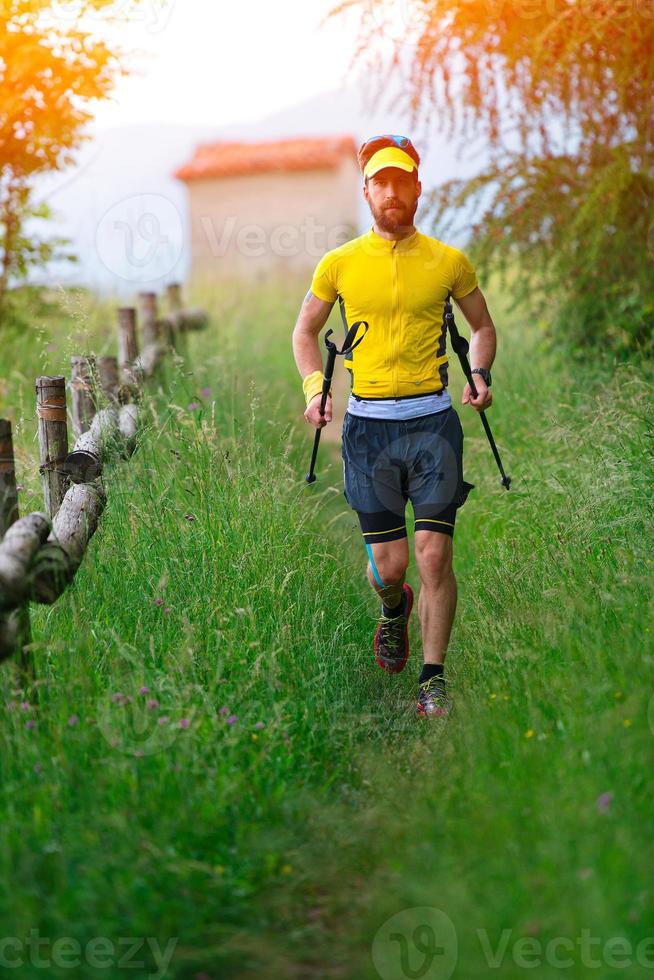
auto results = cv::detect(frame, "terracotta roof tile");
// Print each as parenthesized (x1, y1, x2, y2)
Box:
(174, 134, 357, 181)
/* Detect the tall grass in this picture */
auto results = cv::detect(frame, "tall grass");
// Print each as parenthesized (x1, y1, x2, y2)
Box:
(0, 273, 653, 979)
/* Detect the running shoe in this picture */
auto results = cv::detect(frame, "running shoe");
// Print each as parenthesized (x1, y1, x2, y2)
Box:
(416, 674, 452, 717)
(374, 582, 414, 674)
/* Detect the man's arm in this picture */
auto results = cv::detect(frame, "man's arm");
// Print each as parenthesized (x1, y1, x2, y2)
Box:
(452, 286, 496, 412)
(453, 286, 497, 373)
(292, 289, 334, 377)
(292, 289, 335, 428)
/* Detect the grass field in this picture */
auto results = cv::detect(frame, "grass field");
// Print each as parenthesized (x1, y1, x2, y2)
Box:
(1, 273, 653, 979)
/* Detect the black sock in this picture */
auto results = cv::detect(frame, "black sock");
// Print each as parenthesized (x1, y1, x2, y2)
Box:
(419, 663, 445, 684)
(382, 591, 405, 618)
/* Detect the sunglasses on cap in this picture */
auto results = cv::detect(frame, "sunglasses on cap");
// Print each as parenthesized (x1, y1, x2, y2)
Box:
(361, 134, 412, 149)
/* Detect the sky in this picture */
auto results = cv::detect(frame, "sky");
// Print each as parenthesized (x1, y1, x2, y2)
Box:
(84, 0, 370, 129)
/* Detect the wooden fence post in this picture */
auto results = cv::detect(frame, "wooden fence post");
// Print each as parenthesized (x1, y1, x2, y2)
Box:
(166, 282, 188, 357)
(138, 292, 160, 347)
(0, 419, 33, 671)
(117, 307, 141, 396)
(117, 307, 138, 369)
(35, 376, 69, 520)
(70, 355, 98, 439)
(98, 356, 120, 404)
(167, 283, 182, 314)
(0, 420, 19, 534)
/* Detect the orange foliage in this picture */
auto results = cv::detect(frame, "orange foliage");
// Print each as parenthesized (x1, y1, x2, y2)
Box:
(0, 0, 128, 177)
(326, 0, 654, 352)
(0, 1, 131, 303)
(325, 0, 654, 161)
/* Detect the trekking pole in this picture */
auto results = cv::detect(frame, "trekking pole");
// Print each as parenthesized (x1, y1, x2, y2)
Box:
(443, 296, 511, 490)
(305, 320, 368, 485)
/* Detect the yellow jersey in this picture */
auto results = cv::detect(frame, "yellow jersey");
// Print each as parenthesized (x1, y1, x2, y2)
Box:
(310, 225, 478, 399)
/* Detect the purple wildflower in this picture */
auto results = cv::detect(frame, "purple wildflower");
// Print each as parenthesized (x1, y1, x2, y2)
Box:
(25, 720, 36, 729)
(139, 686, 150, 695)
(226, 714, 238, 725)
(67, 715, 79, 727)
(201, 387, 211, 397)
(146, 699, 159, 710)
(158, 716, 170, 726)
(154, 598, 164, 607)
(219, 706, 229, 716)
(19, 701, 30, 712)
(179, 718, 190, 729)
(163, 607, 171, 614)
(254, 721, 265, 730)
(188, 401, 201, 411)
(596, 791, 614, 814)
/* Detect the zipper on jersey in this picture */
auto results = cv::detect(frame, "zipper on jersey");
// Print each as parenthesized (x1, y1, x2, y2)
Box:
(392, 247, 399, 395)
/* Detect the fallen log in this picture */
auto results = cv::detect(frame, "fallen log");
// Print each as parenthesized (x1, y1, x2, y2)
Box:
(63, 406, 124, 484)
(133, 341, 167, 380)
(118, 404, 139, 456)
(0, 512, 51, 612)
(29, 481, 107, 604)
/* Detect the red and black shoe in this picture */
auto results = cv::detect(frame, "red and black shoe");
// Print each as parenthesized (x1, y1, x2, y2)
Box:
(374, 583, 414, 674)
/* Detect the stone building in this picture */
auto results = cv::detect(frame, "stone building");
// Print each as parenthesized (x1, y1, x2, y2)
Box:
(174, 134, 360, 284)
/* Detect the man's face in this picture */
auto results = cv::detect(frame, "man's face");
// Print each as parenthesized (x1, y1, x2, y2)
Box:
(364, 166, 421, 234)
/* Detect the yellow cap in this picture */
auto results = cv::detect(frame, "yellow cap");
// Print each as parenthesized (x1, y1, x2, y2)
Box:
(363, 146, 417, 179)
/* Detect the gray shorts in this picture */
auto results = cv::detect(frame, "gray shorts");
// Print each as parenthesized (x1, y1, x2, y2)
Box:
(341, 406, 475, 542)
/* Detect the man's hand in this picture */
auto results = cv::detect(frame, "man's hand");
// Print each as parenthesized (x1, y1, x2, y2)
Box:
(304, 392, 333, 429)
(462, 377, 492, 412)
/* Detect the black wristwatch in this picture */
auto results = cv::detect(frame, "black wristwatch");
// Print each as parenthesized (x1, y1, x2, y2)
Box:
(471, 367, 492, 387)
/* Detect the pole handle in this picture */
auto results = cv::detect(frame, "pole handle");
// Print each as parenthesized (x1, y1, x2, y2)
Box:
(305, 320, 369, 485)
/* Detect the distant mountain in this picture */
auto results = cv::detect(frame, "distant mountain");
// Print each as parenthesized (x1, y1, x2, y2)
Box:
(30, 74, 488, 297)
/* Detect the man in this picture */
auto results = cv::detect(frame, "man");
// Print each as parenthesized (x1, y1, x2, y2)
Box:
(291, 134, 497, 717)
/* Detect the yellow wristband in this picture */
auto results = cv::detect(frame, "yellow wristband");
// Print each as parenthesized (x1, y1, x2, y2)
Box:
(302, 369, 332, 407)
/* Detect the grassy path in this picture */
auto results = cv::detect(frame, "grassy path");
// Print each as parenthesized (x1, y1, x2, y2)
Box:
(1, 277, 653, 979)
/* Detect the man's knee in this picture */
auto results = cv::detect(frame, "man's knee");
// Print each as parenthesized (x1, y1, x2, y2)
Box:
(366, 541, 409, 586)
(414, 531, 453, 580)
